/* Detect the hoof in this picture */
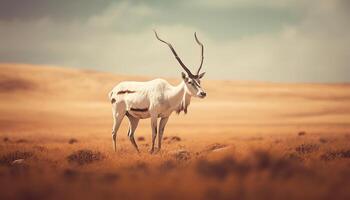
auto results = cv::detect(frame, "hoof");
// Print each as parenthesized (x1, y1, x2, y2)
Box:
(154, 148, 160, 154)
(150, 148, 160, 154)
(149, 149, 155, 154)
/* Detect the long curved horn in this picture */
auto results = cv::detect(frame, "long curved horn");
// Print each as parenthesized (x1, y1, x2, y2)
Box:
(154, 30, 194, 77)
(194, 32, 204, 75)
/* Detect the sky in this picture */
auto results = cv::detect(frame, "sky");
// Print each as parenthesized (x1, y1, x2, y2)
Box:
(0, 0, 349, 82)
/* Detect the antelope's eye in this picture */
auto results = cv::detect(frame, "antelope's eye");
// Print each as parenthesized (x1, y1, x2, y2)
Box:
(188, 80, 193, 84)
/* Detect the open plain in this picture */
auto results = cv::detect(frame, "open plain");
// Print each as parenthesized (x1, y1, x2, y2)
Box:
(0, 63, 350, 200)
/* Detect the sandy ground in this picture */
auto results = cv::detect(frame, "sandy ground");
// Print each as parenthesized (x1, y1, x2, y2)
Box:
(0, 63, 350, 200)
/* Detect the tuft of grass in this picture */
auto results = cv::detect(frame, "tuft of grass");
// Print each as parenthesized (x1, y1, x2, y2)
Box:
(172, 149, 190, 161)
(68, 138, 78, 144)
(295, 144, 319, 154)
(67, 149, 103, 165)
(0, 151, 34, 166)
(320, 150, 350, 161)
(167, 136, 181, 143)
(298, 131, 306, 136)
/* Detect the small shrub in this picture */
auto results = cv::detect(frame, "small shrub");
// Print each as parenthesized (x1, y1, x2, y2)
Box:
(298, 131, 306, 136)
(68, 138, 78, 144)
(165, 136, 181, 143)
(172, 149, 190, 161)
(321, 150, 350, 161)
(169, 136, 181, 143)
(295, 144, 319, 154)
(0, 151, 34, 166)
(67, 149, 103, 165)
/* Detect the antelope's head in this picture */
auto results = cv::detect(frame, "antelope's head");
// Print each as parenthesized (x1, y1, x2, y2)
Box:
(154, 31, 207, 98)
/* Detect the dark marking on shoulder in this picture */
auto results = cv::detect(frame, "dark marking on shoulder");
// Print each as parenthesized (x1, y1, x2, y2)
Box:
(130, 107, 148, 112)
(111, 98, 116, 104)
(117, 90, 136, 95)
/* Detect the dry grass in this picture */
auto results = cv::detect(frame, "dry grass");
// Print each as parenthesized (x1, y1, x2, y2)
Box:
(295, 143, 319, 154)
(0, 150, 34, 166)
(320, 149, 350, 161)
(67, 149, 104, 165)
(0, 64, 350, 200)
(0, 134, 349, 200)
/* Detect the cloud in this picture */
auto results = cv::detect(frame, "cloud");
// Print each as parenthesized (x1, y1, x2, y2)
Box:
(0, 0, 349, 82)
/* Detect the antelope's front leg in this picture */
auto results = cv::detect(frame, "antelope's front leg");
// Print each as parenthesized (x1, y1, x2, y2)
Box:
(158, 117, 169, 151)
(150, 116, 158, 154)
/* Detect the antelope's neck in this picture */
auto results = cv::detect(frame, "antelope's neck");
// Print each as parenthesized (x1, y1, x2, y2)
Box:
(168, 81, 191, 114)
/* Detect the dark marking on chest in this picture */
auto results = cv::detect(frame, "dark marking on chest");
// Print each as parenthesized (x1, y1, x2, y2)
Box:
(117, 90, 136, 95)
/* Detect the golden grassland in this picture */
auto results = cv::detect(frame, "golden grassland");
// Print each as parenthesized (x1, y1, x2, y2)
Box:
(0, 63, 350, 200)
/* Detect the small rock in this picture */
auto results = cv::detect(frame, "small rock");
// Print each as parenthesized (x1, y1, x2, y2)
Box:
(170, 136, 181, 142)
(68, 138, 78, 144)
(167, 136, 181, 143)
(212, 146, 232, 152)
(206, 143, 227, 152)
(11, 159, 25, 165)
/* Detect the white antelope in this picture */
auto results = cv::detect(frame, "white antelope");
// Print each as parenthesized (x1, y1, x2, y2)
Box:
(109, 31, 207, 153)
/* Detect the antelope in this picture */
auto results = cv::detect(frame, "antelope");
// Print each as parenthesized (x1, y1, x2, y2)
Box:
(108, 30, 206, 153)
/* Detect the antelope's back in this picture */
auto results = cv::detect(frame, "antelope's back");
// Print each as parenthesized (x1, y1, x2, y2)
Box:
(108, 79, 171, 108)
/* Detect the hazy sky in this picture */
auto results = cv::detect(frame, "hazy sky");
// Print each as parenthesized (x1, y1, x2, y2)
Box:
(0, 0, 349, 82)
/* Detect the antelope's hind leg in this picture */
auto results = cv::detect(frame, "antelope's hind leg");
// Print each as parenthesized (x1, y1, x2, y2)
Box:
(111, 102, 126, 152)
(126, 113, 140, 153)
(149, 115, 158, 154)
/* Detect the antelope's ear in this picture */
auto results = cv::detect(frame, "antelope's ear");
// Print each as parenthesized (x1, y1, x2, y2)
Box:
(181, 72, 188, 81)
(198, 72, 206, 79)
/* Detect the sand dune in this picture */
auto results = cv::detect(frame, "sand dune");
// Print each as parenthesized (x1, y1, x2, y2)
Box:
(0, 63, 349, 137)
